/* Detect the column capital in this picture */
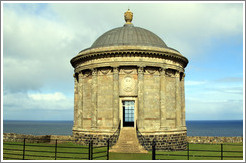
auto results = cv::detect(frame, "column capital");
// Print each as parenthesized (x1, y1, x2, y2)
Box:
(78, 72, 83, 77)
(174, 70, 180, 78)
(73, 73, 79, 82)
(92, 68, 97, 76)
(159, 67, 166, 75)
(113, 67, 119, 73)
(137, 66, 144, 74)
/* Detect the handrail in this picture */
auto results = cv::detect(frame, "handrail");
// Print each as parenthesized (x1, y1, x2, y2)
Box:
(108, 120, 121, 147)
(136, 121, 149, 150)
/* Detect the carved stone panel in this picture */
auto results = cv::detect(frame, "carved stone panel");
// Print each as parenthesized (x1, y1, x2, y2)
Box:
(83, 69, 92, 78)
(119, 67, 137, 96)
(119, 66, 137, 75)
(165, 69, 176, 78)
(144, 67, 159, 75)
(98, 67, 113, 76)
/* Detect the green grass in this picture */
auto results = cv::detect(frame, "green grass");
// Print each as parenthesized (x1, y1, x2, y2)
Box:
(3, 142, 93, 160)
(156, 143, 243, 160)
(110, 152, 152, 160)
(3, 142, 243, 160)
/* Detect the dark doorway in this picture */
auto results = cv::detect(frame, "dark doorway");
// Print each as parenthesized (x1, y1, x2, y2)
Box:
(123, 100, 134, 127)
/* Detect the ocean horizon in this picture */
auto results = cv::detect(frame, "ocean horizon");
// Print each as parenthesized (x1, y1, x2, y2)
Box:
(3, 120, 243, 137)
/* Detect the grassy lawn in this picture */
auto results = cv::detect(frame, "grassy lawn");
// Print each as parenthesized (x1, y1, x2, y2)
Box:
(3, 142, 243, 160)
(155, 143, 243, 160)
(3, 142, 95, 160)
(110, 152, 152, 160)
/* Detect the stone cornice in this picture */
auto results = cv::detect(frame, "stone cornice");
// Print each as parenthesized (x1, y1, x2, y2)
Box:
(71, 45, 189, 68)
(74, 61, 185, 74)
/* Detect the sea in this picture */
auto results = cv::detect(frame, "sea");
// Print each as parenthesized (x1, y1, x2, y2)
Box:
(3, 120, 243, 137)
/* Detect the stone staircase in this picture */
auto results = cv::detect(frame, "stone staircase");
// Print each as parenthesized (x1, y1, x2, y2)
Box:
(109, 127, 148, 153)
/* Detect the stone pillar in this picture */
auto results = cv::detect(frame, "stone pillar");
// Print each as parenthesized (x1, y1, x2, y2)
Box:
(175, 71, 182, 128)
(113, 67, 119, 128)
(73, 73, 78, 129)
(137, 66, 144, 129)
(77, 72, 83, 129)
(181, 73, 186, 127)
(159, 68, 167, 129)
(91, 68, 98, 129)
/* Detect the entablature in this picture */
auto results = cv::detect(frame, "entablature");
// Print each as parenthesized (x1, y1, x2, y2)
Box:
(71, 47, 188, 69)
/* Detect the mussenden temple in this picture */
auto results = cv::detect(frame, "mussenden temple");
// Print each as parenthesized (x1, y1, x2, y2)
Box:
(70, 9, 189, 153)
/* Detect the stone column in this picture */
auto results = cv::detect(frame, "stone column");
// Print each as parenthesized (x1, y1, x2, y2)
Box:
(73, 73, 78, 129)
(91, 68, 98, 129)
(113, 67, 119, 128)
(77, 72, 83, 129)
(181, 73, 186, 127)
(159, 68, 167, 129)
(137, 66, 144, 129)
(175, 71, 182, 128)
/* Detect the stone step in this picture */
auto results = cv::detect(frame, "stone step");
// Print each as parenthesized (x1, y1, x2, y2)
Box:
(109, 127, 148, 153)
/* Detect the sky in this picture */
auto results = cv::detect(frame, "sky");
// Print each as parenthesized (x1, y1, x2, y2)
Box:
(2, 2, 244, 121)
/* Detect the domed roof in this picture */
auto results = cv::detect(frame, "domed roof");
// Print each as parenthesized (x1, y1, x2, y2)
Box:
(89, 9, 171, 50)
(71, 9, 188, 69)
(91, 24, 168, 49)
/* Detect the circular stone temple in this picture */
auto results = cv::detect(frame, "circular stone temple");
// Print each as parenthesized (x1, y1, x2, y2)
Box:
(70, 10, 189, 151)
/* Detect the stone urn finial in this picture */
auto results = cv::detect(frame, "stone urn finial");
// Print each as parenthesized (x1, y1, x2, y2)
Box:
(124, 9, 133, 24)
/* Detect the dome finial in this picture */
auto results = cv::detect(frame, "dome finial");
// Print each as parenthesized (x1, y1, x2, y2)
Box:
(124, 9, 133, 24)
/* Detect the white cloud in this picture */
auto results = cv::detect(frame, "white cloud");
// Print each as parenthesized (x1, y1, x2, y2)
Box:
(4, 91, 73, 111)
(4, 90, 73, 120)
(3, 90, 73, 120)
(49, 3, 243, 57)
(185, 77, 243, 120)
(186, 99, 243, 120)
(2, 2, 243, 121)
(3, 3, 76, 93)
(185, 80, 207, 86)
(3, 3, 243, 93)
(28, 92, 66, 101)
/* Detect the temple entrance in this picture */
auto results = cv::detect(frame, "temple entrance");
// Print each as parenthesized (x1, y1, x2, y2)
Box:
(122, 100, 135, 127)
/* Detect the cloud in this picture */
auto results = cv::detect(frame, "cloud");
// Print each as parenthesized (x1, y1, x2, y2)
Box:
(3, 3, 76, 93)
(3, 3, 243, 93)
(49, 3, 243, 58)
(3, 90, 73, 120)
(4, 91, 73, 111)
(186, 99, 243, 120)
(29, 92, 66, 101)
(214, 77, 243, 83)
(2, 3, 243, 121)
(132, 3, 243, 57)
(185, 80, 207, 86)
(185, 77, 243, 120)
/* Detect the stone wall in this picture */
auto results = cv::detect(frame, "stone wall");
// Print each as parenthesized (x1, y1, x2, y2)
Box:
(3, 132, 119, 147)
(143, 67, 161, 130)
(97, 68, 114, 129)
(137, 134, 243, 151)
(165, 75, 176, 128)
(73, 132, 119, 147)
(187, 136, 243, 144)
(73, 65, 186, 133)
(3, 133, 243, 148)
(3, 133, 74, 143)
(137, 132, 187, 151)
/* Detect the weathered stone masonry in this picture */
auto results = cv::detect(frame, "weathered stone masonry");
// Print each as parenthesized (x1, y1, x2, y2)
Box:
(71, 55, 188, 149)
(70, 10, 189, 150)
(4, 133, 243, 145)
